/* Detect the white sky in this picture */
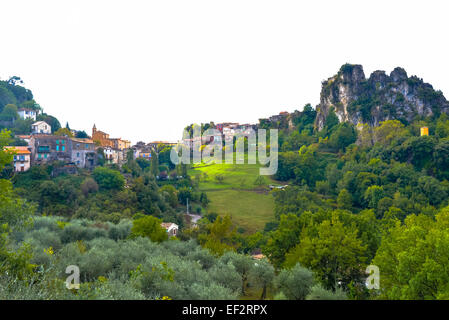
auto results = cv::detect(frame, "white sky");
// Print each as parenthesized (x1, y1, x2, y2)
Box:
(1, 0, 448, 143)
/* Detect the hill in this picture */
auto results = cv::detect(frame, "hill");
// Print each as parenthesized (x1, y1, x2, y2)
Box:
(315, 64, 449, 130)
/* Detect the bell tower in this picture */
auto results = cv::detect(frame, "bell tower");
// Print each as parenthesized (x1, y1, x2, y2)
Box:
(92, 123, 97, 136)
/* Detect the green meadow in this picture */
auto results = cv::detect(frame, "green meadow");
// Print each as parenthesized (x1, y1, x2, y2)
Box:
(188, 157, 279, 233)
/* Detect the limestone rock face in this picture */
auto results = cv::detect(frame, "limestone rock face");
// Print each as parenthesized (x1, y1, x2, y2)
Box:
(315, 64, 449, 130)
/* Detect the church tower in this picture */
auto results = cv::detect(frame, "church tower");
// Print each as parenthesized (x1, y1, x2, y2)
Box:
(92, 124, 97, 136)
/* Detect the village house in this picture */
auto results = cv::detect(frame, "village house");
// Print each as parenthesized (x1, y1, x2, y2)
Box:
(4, 146, 31, 172)
(17, 108, 37, 121)
(70, 138, 96, 168)
(161, 222, 179, 237)
(104, 146, 115, 163)
(104, 146, 126, 165)
(30, 134, 99, 169)
(29, 134, 72, 164)
(138, 150, 152, 161)
(111, 138, 131, 150)
(32, 121, 51, 134)
(268, 111, 289, 123)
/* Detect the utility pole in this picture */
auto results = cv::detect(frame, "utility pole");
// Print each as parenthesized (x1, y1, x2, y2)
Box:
(186, 198, 189, 214)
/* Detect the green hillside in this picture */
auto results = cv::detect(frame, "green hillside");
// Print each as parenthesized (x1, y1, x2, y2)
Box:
(188, 160, 278, 233)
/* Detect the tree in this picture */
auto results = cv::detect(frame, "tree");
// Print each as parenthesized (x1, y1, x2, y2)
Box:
(0, 129, 35, 279)
(433, 139, 449, 180)
(356, 123, 373, 147)
(54, 127, 73, 137)
(293, 145, 325, 187)
(275, 263, 315, 300)
(306, 285, 347, 300)
(151, 150, 159, 176)
(158, 147, 175, 170)
(249, 259, 275, 300)
(372, 208, 449, 299)
(364, 185, 384, 209)
(198, 215, 239, 256)
(285, 213, 367, 290)
(402, 135, 436, 170)
(435, 113, 449, 138)
(329, 122, 357, 151)
(80, 177, 99, 197)
(0, 104, 18, 121)
(417, 176, 447, 206)
(200, 192, 209, 207)
(75, 130, 89, 138)
(337, 189, 353, 210)
(92, 167, 125, 190)
(220, 251, 254, 295)
(130, 215, 168, 243)
(374, 120, 406, 145)
(263, 214, 302, 269)
(96, 148, 105, 166)
(160, 185, 178, 208)
(324, 108, 339, 133)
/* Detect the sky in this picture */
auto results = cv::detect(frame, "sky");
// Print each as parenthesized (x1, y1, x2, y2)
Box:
(1, 0, 449, 144)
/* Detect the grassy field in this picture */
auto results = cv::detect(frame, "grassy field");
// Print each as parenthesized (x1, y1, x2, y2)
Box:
(188, 159, 278, 233)
(206, 189, 275, 233)
(188, 159, 279, 191)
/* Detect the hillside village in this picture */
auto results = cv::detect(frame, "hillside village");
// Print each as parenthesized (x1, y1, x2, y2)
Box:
(3, 98, 292, 239)
(5, 107, 292, 174)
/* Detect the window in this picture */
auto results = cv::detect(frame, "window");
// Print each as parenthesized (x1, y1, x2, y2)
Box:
(56, 140, 59, 144)
(61, 140, 65, 144)
(85, 144, 89, 149)
(62, 146, 65, 151)
(56, 145, 59, 151)
(38, 154, 41, 159)
(38, 146, 50, 152)
(44, 154, 48, 158)
(77, 152, 80, 157)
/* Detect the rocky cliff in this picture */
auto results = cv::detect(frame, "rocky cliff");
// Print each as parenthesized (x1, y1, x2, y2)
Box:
(314, 64, 449, 130)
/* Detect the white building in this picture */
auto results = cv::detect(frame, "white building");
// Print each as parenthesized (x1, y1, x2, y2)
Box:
(32, 121, 51, 134)
(161, 222, 179, 237)
(4, 146, 31, 172)
(18, 108, 37, 121)
(104, 146, 126, 165)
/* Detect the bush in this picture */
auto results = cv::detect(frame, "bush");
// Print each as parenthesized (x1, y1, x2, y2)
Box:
(275, 263, 315, 300)
(108, 220, 132, 241)
(306, 285, 347, 300)
(92, 167, 125, 191)
(130, 215, 168, 243)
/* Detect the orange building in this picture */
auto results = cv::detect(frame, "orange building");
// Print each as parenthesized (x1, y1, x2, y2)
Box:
(111, 138, 131, 150)
(92, 124, 130, 150)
